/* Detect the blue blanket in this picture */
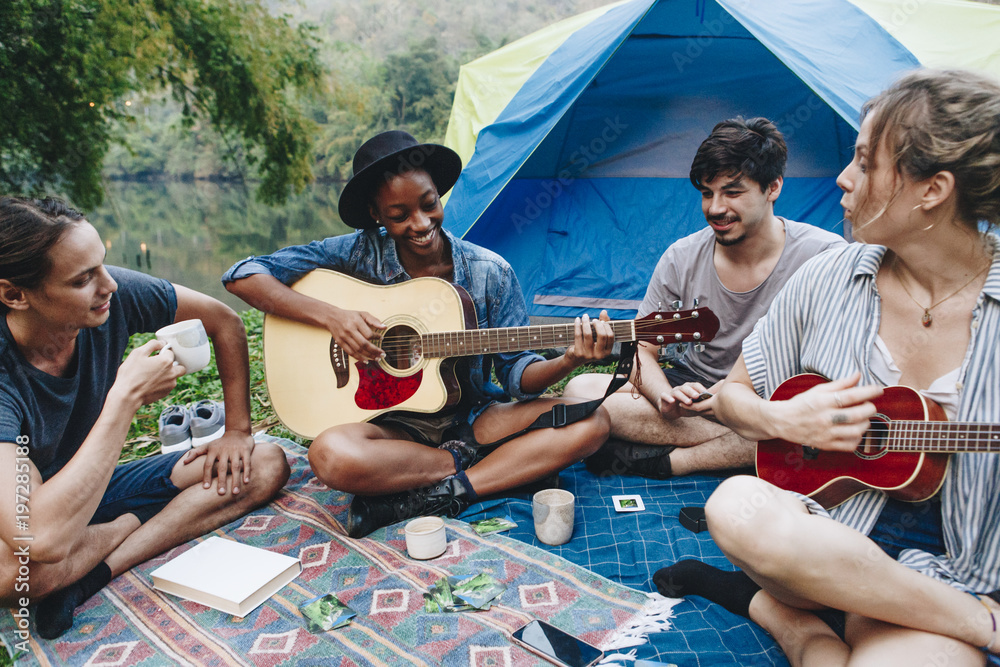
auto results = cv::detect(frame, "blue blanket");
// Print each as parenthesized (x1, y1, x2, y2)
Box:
(461, 464, 790, 666)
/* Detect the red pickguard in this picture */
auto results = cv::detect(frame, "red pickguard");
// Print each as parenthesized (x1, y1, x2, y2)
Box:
(756, 374, 950, 508)
(354, 361, 423, 410)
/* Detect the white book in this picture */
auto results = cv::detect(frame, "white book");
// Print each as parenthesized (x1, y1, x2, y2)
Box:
(150, 536, 301, 617)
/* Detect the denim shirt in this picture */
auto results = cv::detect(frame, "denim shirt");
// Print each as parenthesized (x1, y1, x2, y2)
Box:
(222, 228, 544, 411)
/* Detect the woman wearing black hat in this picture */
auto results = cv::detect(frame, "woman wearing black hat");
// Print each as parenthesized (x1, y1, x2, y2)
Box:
(224, 131, 614, 538)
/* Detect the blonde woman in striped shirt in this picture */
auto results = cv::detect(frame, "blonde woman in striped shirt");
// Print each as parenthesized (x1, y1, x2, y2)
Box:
(655, 69, 1000, 666)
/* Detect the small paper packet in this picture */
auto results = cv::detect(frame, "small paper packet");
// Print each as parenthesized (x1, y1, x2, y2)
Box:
(300, 594, 356, 633)
(469, 516, 518, 534)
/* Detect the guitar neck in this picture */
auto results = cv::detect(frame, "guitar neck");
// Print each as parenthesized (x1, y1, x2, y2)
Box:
(888, 421, 1000, 453)
(421, 320, 637, 358)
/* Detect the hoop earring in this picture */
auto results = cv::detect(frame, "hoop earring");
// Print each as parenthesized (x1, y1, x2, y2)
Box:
(913, 203, 935, 232)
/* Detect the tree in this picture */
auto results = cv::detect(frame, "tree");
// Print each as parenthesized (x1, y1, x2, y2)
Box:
(0, 0, 324, 208)
(383, 38, 457, 141)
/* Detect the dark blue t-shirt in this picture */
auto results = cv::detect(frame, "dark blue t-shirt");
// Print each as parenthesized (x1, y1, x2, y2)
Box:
(0, 267, 176, 479)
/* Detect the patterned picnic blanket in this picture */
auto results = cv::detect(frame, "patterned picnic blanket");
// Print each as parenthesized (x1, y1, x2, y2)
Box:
(1, 437, 671, 666)
(463, 465, 791, 667)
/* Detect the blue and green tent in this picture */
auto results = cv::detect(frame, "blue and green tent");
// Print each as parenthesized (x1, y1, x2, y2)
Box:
(443, 0, 1000, 318)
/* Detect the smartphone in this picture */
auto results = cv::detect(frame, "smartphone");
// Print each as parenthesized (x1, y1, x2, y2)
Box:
(512, 620, 604, 667)
(691, 391, 713, 403)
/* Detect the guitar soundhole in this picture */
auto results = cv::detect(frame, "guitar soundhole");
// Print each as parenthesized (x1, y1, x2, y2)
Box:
(382, 324, 422, 371)
(856, 416, 890, 460)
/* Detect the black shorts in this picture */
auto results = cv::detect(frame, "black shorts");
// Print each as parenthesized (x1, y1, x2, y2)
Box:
(662, 361, 714, 388)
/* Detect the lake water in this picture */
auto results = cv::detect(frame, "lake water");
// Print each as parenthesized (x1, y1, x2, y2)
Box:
(89, 180, 354, 311)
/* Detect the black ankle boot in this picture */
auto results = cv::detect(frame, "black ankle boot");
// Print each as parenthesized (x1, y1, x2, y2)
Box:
(438, 439, 482, 471)
(585, 438, 676, 479)
(346, 475, 473, 539)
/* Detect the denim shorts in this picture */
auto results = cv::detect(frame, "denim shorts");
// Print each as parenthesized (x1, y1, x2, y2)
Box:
(89, 451, 185, 525)
(816, 495, 946, 638)
(867, 495, 945, 559)
(371, 409, 480, 447)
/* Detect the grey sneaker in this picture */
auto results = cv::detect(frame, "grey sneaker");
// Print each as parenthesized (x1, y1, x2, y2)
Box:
(159, 405, 192, 454)
(190, 400, 226, 446)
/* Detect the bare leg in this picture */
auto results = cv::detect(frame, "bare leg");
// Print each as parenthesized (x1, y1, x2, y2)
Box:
(0, 516, 136, 604)
(745, 592, 986, 667)
(845, 613, 985, 666)
(669, 429, 755, 474)
(340, 399, 609, 537)
(749, 591, 849, 667)
(310, 399, 608, 497)
(564, 373, 754, 473)
(705, 476, 996, 654)
(104, 442, 289, 576)
(309, 424, 456, 495)
(466, 398, 609, 495)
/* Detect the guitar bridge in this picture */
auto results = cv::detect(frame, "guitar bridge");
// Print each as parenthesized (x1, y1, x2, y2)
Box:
(329, 340, 349, 388)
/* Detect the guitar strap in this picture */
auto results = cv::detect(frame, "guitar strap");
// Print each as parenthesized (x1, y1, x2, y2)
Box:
(472, 341, 638, 456)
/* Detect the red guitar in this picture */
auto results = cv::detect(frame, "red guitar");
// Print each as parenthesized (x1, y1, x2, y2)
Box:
(756, 373, 999, 509)
(263, 270, 721, 438)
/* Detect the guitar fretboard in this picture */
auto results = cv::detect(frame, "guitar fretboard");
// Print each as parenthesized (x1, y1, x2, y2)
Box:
(887, 421, 1000, 453)
(421, 320, 636, 357)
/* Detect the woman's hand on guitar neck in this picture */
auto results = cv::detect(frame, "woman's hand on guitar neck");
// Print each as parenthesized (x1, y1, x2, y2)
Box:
(773, 373, 883, 452)
(325, 305, 386, 362)
(563, 311, 616, 368)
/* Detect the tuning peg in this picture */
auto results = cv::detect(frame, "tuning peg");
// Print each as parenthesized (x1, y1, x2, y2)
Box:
(671, 299, 683, 311)
(692, 297, 699, 308)
(694, 343, 705, 353)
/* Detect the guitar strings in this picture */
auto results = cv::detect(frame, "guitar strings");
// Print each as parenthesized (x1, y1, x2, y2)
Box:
(367, 316, 706, 354)
(861, 421, 1000, 452)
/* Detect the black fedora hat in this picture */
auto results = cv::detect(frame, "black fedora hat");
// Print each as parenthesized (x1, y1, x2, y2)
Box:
(338, 130, 463, 229)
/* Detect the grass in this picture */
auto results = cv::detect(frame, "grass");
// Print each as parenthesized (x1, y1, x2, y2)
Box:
(120, 309, 303, 462)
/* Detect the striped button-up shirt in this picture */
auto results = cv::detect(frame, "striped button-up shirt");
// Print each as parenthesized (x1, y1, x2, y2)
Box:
(743, 236, 1000, 593)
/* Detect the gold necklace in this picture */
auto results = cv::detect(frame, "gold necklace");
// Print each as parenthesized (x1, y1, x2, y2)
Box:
(892, 259, 989, 327)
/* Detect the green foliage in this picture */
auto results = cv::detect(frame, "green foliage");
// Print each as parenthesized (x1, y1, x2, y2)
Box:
(0, 0, 324, 208)
(383, 38, 457, 139)
(102, 0, 614, 191)
(311, 37, 458, 181)
(546, 361, 616, 397)
(120, 308, 303, 463)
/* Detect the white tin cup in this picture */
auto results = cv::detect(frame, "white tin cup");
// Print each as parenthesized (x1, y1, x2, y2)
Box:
(532, 488, 575, 546)
(156, 319, 211, 374)
(404, 516, 447, 559)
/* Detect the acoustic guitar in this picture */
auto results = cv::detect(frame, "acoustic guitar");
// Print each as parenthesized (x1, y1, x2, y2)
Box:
(263, 270, 720, 438)
(756, 373, 999, 509)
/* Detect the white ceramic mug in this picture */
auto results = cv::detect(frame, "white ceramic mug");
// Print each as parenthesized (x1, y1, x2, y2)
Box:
(155, 319, 211, 374)
(532, 488, 575, 546)
(404, 516, 447, 559)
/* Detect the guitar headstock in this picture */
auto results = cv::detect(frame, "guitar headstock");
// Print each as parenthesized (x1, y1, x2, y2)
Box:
(635, 307, 720, 345)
